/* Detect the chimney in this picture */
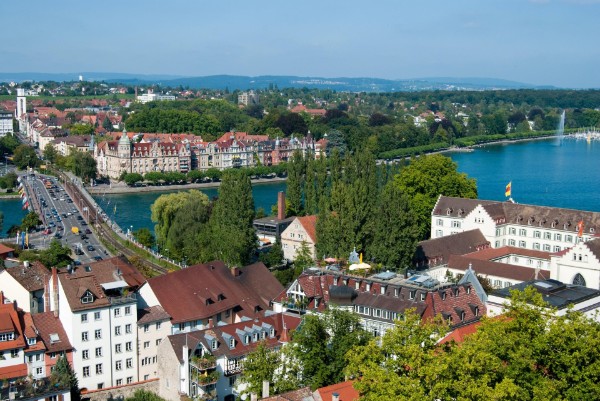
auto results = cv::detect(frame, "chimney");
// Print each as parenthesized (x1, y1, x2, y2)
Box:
(52, 267, 59, 318)
(250, 394, 257, 401)
(208, 319, 214, 328)
(262, 380, 270, 398)
(44, 275, 50, 312)
(277, 191, 285, 220)
(231, 267, 240, 277)
(332, 392, 340, 401)
(0, 291, 4, 305)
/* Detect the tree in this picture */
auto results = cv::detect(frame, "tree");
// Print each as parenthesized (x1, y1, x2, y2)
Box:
(286, 150, 305, 216)
(21, 211, 40, 231)
(292, 309, 370, 390)
(258, 240, 284, 268)
(392, 154, 477, 239)
(12, 144, 39, 170)
(304, 157, 318, 215)
(39, 239, 72, 267)
(243, 342, 300, 398)
(346, 287, 600, 401)
(43, 143, 59, 164)
(125, 390, 167, 401)
(293, 240, 314, 276)
(71, 151, 97, 181)
(50, 355, 80, 401)
(123, 173, 143, 186)
(134, 227, 155, 248)
(102, 116, 113, 131)
(69, 123, 95, 136)
(369, 184, 420, 271)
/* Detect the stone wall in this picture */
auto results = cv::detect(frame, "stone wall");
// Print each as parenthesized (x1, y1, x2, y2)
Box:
(81, 378, 159, 401)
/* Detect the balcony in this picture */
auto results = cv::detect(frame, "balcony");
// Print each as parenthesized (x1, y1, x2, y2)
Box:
(109, 293, 137, 305)
(0, 377, 69, 401)
(190, 355, 217, 371)
(192, 371, 220, 387)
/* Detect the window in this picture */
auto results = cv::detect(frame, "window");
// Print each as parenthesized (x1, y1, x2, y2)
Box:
(81, 313, 88, 323)
(95, 363, 102, 375)
(509, 228, 516, 235)
(156, 339, 162, 346)
(543, 244, 551, 251)
(566, 235, 573, 242)
(420, 292, 426, 301)
(114, 308, 121, 317)
(555, 233, 562, 241)
(534, 230, 541, 238)
(126, 342, 132, 352)
(155, 322, 161, 330)
(494, 280, 502, 288)
(495, 240, 500, 248)
(95, 347, 102, 357)
(229, 375, 238, 387)
(143, 375, 149, 381)
(82, 350, 89, 360)
(436, 229, 443, 238)
(95, 329, 102, 340)
(144, 324, 149, 333)
(116, 379, 123, 386)
(28, 337, 36, 345)
(544, 232, 551, 240)
(35, 367, 42, 375)
(519, 240, 526, 248)
(125, 306, 131, 315)
(115, 344, 122, 353)
(452, 220, 461, 228)
(509, 239, 516, 246)
(441, 291, 446, 300)
(94, 311, 101, 321)
(409, 290, 416, 300)
(125, 324, 132, 334)
(115, 360, 122, 371)
(496, 228, 501, 236)
(97, 383, 104, 390)
(366, 283, 371, 292)
(83, 367, 90, 377)
(533, 242, 540, 250)
(115, 326, 121, 336)
(519, 229, 526, 236)
(553, 246, 561, 252)
(144, 341, 150, 349)
(573, 273, 586, 286)
(82, 332, 89, 342)
(0, 333, 14, 342)
(81, 290, 94, 304)
(127, 377, 133, 384)
(126, 358, 133, 369)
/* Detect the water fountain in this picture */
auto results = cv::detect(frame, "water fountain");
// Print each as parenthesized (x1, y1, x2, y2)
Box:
(557, 110, 565, 145)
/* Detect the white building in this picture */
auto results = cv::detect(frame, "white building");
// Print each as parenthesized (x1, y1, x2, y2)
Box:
(0, 109, 12, 135)
(281, 215, 317, 262)
(137, 305, 171, 381)
(432, 196, 599, 254)
(48, 258, 146, 390)
(550, 238, 600, 289)
(136, 91, 176, 104)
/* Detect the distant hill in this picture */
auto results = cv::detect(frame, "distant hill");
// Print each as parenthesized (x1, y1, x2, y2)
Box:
(0, 72, 554, 92)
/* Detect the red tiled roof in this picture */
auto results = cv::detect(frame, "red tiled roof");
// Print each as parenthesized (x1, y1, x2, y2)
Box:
(466, 246, 551, 261)
(297, 215, 317, 243)
(261, 386, 313, 401)
(32, 312, 73, 353)
(448, 255, 550, 282)
(0, 243, 14, 255)
(438, 321, 482, 345)
(424, 282, 485, 328)
(316, 380, 359, 401)
(0, 363, 27, 380)
(0, 303, 26, 351)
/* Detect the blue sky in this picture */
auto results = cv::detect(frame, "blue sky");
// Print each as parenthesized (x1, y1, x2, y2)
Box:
(1, 0, 599, 88)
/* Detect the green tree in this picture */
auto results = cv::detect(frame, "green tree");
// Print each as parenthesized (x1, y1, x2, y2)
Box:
(369, 184, 420, 271)
(392, 154, 477, 239)
(259, 240, 284, 268)
(293, 240, 314, 276)
(71, 151, 97, 181)
(39, 239, 72, 267)
(123, 173, 143, 186)
(50, 355, 80, 401)
(43, 143, 59, 164)
(69, 123, 94, 136)
(286, 150, 305, 216)
(134, 227, 155, 248)
(21, 211, 40, 231)
(304, 157, 317, 215)
(125, 390, 167, 401)
(102, 116, 113, 131)
(12, 144, 39, 170)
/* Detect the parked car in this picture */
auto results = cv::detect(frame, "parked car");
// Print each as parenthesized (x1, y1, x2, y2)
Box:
(85, 228, 92, 234)
(87, 245, 95, 252)
(93, 256, 103, 261)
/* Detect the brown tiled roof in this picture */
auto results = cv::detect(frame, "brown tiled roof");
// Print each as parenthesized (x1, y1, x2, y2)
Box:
(465, 246, 551, 261)
(31, 312, 73, 353)
(147, 261, 283, 324)
(85, 256, 146, 289)
(168, 313, 301, 362)
(424, 282, 485, 328)
(261, 386, 314, 401)
(2, 261, 48, 292)
(0, 243, 14, 255)
(448, 255, 550, 282)
(137, 305, 171, 325)
(584, 238, 600, 260)
(432, 196, 495, 218)
(438, 320, 481, 345)
(415, 229, 490, 267)
(57, 272, 109, 312)
(0, 363, 27, 380)
(297, 215, 317, 243)
(0, 303, 26, 351)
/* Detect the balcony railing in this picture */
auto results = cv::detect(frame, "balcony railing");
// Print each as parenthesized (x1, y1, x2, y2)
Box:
(109, 293, 137, 305)
(0, 377, 69, 401)
(192, 371, 220, 386)
(191, 355, 217, 371)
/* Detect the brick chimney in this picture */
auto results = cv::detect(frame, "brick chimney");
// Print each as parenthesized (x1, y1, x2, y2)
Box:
(208, 318, 214, 328)
(231, 267, 240, 277)
(0, 291, 4, 305)
(277, 191, 285, 220)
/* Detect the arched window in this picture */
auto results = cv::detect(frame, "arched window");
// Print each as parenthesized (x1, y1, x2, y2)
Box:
(573, 273, 586, 287)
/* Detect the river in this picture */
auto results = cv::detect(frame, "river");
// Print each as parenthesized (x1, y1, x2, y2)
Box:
(1, 137, 598, 235)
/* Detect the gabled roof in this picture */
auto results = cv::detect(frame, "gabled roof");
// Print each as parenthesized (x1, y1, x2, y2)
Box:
(0, 302, 26, 351)
(147, 261, 283, 324)
(448, 254, 550, 283)
(296, 215, 317, 243)
(415, 229, 490, 267)
(2, 261, 48, 292)
(137, 305, 171, 325)
(315, 380, 359, 401)
(465, 246, 551, 261)
(31, 312, 73, 353)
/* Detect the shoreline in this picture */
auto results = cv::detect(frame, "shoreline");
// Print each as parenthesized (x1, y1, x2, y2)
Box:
(87, 176, 287, 195)
(441, 134, 560, 154)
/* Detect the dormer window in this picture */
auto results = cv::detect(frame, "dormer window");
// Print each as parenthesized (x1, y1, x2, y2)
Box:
(0, 332, 15, 342)
(270, 328, 275, 338)
(380, 286, 386, 295)
(252, 333, 258, 342)
(27, 337, 36, 345)
(366, 283, 371, 292)
(591, 228, 596, 234)
(446, 208, 452, 216)
(81, 290, 94, 304)
(211, 340, 217, 350)
(229, 338, 235, 348)
(244, 335, 250, 345)
(261, 331, 266, 340)
(420, 292, 426, 301)
(453, 288, 459, 297)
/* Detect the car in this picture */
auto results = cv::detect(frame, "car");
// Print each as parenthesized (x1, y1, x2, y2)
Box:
(81, 221, 87, 226)
(56, 217, 61, 222)
(80, 234, 88, 240)
(76, 216, 83, 220)
(93, 256, 103, 261)
(73, 260, 82, 266)
(85, 228, 92, 234)
(48, 222, 56, 227)
(57, 226, 63, 231)
(87, 245, 95, 251)
(67, 212, 72, 216)
(59, 198, 64, 201)
(75, 248, 84, 255)
(54, 233, 62, 239)
(67, 199, 73, 203)
(42, 228, 52, 235)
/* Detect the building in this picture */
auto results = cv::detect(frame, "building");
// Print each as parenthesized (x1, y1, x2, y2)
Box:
(0, 109, 12, 135)
(487, 279, 600, 319)
(238, 91, 259, 106)
(0, 261, 49, 314)
(137, 260, 284, 383)
(0, 296, 28, 381)
(48, 257, 146, 390)
(550, 237, 600, 289)
(95, 130, 192, 179)
(253, 192, 294, 245)
(273, 268, 485, 337)
(431, 196, 600, 252)
(137, 305, 171, 381)
(281, 215, 317, 262)
(136, 91, 176, 104)
(156, 313, 300, 401)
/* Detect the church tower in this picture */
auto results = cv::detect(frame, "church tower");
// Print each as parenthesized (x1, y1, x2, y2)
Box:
(118, 128, 132, 174)
(16, 88, 27, 132)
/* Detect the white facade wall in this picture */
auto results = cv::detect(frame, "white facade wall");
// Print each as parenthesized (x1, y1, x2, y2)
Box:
(551, 243, 600, 289)
(137, 317, 170, 381)
(0, 347, 24, 370)
(281, 218, 316, 262)
(26, 350, 46, 378)
(0, 271, 33, 313)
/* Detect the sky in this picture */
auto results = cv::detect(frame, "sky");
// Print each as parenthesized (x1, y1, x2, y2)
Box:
(1, 0, 599, 88)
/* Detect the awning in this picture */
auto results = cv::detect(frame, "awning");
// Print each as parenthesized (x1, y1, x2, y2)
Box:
(101, 280, 128, 290)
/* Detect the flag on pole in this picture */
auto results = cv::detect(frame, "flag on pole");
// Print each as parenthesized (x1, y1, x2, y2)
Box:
(505, 181, 512, 197)
(577, 220, 584, 237)
(25, 232, 29, 248)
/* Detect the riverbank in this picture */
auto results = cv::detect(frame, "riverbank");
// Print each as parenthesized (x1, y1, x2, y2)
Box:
(443, 134, 560, 153)
(87, 176, 287, 194)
